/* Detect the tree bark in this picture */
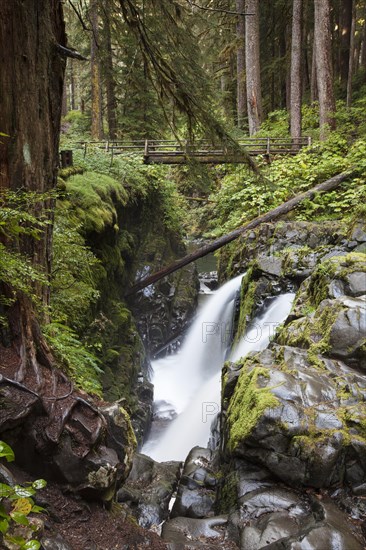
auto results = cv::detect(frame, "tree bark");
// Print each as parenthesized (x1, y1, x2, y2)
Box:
(339, 0, 353, 86)
(0, 0, 65, 287)
(69, 59, 76, 111)
(245, 0, 262, 135)
(0, 0, 65, 369)
(236, 0, 246, 129)
(90, 0, 103, 140)
(310, 32, 318, 102)
(290, 0, 303, 142)
(314, 0, 336, 138)
(103, 1, 118, 139)
(361, 7, 366, 72)
(346, 0, 356, 108)
(126, 170, 355, 296)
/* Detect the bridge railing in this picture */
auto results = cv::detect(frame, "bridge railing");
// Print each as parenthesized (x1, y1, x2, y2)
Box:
(72, 136, 312, 162)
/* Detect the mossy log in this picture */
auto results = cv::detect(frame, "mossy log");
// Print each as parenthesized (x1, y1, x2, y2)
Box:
(126, 170, 355, 296)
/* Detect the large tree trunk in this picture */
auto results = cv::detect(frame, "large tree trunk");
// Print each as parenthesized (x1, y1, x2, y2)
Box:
(90, 0, 103, 140)
(245, 0, 262, 135)
(339, 0, 353, 87)
(0, 0, 65, 383)
(346, 0, 356, 107)
(0, 3, 125, 498)
(314, 0, 336, 139)
(103, 1, 118, 139)
(236, 0, 246, 129)
(290, 0, 303, 142)
(0, 1, 65, 297)
(310, 32, 318, 102)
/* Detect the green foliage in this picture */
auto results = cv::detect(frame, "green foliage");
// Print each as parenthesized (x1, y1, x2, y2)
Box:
(0, 442, 45, 550)
(0, 191, 50, 323)
(43, 322, 103, 397)
(63, 171, 128, 233)
(51, 212, 100, 330)
(62, 110, 90, 137)
(207, 101, 366, 237)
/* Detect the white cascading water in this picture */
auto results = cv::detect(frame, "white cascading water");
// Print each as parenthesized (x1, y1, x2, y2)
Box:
(141, 273, 295, 462)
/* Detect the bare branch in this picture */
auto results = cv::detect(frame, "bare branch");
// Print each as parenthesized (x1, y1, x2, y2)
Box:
(68, 0, 91, 31)
(186, 0, 254, 16)
(57, 44, 88, 61)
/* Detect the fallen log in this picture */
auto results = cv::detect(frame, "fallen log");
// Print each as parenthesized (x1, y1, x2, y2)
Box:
(125, 170, 355, 296)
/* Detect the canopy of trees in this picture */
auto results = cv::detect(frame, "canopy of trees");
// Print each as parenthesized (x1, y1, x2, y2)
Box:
(61, 0, 366, 140)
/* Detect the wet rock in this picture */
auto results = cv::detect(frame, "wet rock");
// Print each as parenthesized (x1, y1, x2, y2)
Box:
(0, 463, 17, 486)
(162, 515, 228, 545)
(219, 221, 347, 282)
(351, 223, 366, 243)
(131, 261, 199, 354)
(130, 380, 154, 446)
(346, 271, 366, 297)
(222, 460, 364, 550)
(117, 452, 180, 528)
(41, 534, 73, 550)
(171, 447, 216, 519)
(277, 261, 366, 367)
(329, 296, 366, 359)
(0, 385, 137, 501)
(200, 271, 219, 291)
(257, 256, 283, 277)
(223, 345, 366, 490)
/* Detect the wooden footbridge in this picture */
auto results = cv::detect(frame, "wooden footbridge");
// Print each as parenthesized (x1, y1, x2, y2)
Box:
(72, 136, 311, 165)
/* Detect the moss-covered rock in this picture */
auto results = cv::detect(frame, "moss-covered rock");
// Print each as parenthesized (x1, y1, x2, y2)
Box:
(224, 345, 366, 489)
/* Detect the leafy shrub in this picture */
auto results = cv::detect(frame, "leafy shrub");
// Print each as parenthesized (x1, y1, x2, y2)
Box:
(43, 322, 103, 397)
(0, 442, 46, 550)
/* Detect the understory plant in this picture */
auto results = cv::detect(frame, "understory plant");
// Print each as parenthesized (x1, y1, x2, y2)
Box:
(0, 442, 46, 550)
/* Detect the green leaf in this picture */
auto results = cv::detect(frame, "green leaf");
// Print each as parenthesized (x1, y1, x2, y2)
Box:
(31, 479, 47, 490)
(23, 540, 41, 550)
(0, 518, 9, 534)
(0, 441, 15, 462)
(0, 483, 13, 498)
(13, 485, 35, 498)
(30, 505, 45, 514)
(9, 511, 29, 526)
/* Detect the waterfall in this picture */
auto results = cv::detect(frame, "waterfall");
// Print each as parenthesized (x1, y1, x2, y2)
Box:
(141, 275, 295, 462)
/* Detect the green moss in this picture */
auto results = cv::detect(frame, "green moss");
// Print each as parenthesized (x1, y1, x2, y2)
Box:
(227, 364, 280, 452)
(308, 252, 366, 308)
(234, 266, 258, 343)
(119, 406, 138, 451)
(277, 299, 343, 358)
(217, 470, 238, 514)
(64, 171, 128, 234)
(59, 166, 84, 179)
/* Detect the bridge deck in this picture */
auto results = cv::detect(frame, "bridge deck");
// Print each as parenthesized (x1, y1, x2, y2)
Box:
(74, 137, 311, 164)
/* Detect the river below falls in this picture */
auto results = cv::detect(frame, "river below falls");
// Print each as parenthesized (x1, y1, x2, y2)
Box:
(141, 274, 295, 462)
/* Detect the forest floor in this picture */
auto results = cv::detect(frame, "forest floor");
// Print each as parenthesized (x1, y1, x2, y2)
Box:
(8, 463, 168, 550)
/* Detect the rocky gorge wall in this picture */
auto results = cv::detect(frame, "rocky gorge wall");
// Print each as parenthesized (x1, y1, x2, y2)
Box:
(216, 219, 366, 548)
(119, 219, 366, 549)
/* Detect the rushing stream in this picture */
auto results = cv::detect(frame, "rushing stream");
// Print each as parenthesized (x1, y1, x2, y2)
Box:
(142, 274, 295, 462)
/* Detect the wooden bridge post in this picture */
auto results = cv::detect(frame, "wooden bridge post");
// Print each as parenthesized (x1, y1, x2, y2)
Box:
(266, 137, 270, 155)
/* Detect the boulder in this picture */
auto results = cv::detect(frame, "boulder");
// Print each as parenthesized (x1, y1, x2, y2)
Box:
(117, 452, 180, 528)
(162, 516, 230, 547)
(223, 460, 364, 550)
(224, 345, 366, 490)
(0, 383, 135, 501)
(171, 447, 217, 519)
